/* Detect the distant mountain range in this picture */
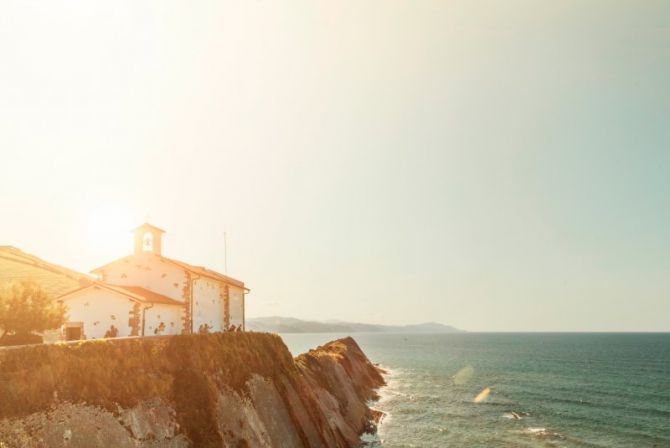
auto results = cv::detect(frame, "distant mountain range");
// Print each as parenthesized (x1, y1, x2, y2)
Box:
(247, 316, 464, 334)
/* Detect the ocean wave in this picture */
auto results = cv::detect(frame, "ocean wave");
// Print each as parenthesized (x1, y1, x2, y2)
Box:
(502, 410, 530, 420)
(518, 427, 608, 447)
(522, 427, 565, 440)
(352, 333, 670, 447)
(371, 366, 403, 433)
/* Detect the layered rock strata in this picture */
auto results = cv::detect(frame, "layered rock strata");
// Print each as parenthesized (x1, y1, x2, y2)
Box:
(0, 333, 385, 447)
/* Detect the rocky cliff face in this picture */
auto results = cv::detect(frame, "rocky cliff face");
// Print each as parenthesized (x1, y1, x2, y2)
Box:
(0, 333, 385, 447)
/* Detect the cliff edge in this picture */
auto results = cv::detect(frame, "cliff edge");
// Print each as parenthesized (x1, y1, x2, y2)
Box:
(0, 333, 385, 447)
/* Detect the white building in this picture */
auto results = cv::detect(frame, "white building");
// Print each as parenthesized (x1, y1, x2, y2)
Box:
(58, 223, 247, 340)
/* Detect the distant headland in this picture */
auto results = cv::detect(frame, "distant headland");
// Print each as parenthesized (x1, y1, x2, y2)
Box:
(247, 316, 464, 334)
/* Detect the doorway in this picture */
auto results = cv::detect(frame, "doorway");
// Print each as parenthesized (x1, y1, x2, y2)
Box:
(64, 323, 84, 341)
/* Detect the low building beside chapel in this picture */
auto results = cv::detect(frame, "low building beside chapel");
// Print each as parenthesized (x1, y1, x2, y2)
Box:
(58, 223, 247, 340)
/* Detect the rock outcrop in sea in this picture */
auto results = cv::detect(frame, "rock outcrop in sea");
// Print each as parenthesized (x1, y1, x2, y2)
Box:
(0, 333, 385, 447)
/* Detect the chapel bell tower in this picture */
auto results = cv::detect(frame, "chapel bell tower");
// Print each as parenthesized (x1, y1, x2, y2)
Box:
(133, 223, 166, 256)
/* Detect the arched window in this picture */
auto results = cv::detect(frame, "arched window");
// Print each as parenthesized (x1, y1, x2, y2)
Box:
(142, 231, 154, 252)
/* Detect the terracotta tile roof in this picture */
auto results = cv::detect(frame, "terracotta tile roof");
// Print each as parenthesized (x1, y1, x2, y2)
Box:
(161, 256, 245, 288)
(109, 285, 184, 306)
(0, 246, 92, 298)
(91, 253, 245, 288)
(132, 223, 166, 233)
(59, 282, 184, 306)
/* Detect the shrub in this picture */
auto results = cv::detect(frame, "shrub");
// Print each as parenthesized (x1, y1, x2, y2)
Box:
(0, 280, 65, 346)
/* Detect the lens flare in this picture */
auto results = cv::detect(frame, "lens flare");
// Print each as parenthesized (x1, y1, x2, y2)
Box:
(473, 386, 490, 403)
(453, 365, 474, 385)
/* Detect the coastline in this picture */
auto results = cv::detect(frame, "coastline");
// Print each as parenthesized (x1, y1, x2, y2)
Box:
(0, 333, 385, 447)
(282, 332, 670, 448)
(359, 364, 397, 447)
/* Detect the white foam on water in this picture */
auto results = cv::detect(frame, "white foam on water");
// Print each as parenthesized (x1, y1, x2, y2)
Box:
(371, 365, 411, 438)
(521, 427, 565, 440)
(502, 410, 529, 420)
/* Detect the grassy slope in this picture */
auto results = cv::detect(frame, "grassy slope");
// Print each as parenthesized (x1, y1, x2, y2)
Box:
(0, 333, 298, 446)
(0, 248, 89, 298)
(0, 333, 388, 448)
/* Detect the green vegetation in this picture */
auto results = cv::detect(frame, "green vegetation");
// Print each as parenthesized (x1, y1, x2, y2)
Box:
(0, 332, 385, 448)
(0, 280, 65, 346)
(0, 332, 298, 447)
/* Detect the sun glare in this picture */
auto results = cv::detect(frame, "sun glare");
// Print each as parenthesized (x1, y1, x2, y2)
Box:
(83, 205, 134, 258)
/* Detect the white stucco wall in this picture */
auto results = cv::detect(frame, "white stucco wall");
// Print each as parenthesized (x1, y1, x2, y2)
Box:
(229, 286, 244, 329)
(63, 287, 136, 339)
(100, 253, 187, 302)
(144, 304, 183, 336)
(192, 278, 225, 332)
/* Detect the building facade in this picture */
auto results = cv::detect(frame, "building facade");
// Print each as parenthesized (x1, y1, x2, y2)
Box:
(58, 223, 247, 340)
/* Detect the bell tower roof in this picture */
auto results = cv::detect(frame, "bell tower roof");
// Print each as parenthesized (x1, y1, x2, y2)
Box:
(133, 223, 165, 255)
(132, 223, 166, 234)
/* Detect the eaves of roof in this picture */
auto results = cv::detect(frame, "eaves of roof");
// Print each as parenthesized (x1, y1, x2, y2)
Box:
(58, 282, 184, 306)
(91, 254, 245, 288)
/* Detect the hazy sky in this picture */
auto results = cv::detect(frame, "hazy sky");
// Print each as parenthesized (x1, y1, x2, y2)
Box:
(1, 1, 669, 331)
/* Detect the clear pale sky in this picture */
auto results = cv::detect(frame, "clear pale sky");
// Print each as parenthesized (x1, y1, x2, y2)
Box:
(1, 1, 668, 331)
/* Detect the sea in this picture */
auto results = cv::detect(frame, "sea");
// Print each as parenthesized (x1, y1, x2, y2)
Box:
(280, 333, 670, 448)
